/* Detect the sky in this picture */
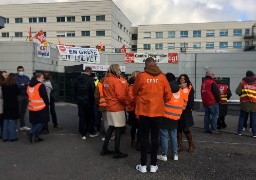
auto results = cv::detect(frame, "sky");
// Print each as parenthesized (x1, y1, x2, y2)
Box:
(0, 0, 255, 26)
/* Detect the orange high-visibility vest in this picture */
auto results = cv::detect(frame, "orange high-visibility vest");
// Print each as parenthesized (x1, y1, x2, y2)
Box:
(27, 83, 46, 111)
(240, 81, 256, 103)
(181, 85, 192, 109)
(164, 89, 185, 120)
(98, 82, 106, 107)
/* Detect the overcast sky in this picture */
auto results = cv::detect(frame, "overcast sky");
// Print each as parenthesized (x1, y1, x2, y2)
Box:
(0, 0, 255, 25)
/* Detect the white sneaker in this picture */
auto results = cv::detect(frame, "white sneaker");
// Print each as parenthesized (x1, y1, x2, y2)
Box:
(20, 126, 31, 131)
(238, 133, 242, 136)
(81, 136, 86, 140)
(89, 132, 99, 138)
(157, 154, 167, 161)
(150, 165, 158, 173)
(101, 137, 105, 141)
(253, 135, 256, 138)
(136, 164, 147, 173)
(173, 155, 178, 161)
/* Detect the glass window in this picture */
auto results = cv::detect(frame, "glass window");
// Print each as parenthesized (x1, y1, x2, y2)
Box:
(96, 15, 105, 21)
(131, 45, 137, 52)
(219, 42, 228, 48)
(206, 42, 214, 49)
(245, 29, 250, 35)
(143, 44, 151, 50)
(180, 31, 188, 38)
(5, 18, 9, 23)
(132, 34, 137, 40)
(2, 32, 9, 37)
(57, 17, 65, 22)
(156, 32, 163, 38)
(96, 31, 105, 36)
(38, 17, 47, 23)
(15, 18, 23, 23)
(143, 32, 151, 38)
(245, 41, 249, 48)
(168, 31, 175, 38)
(67, 16, 75, 22)
(233, 42, 242, 48)
(82, 16, 90, 21)
(29, 17, 37, 23)
(219, 29, 228, 36)
(180, 43, 188, 48)
(66, 31, 75, 37)
(206, 30, 214, 37)
(193, 43, 201, 49)
(118, 36, 123, 43)
(81, 31, 90, 36)
(15, 32, 23, 37)
(155, 43, 163, 50)
(193, 30, 201, 37)
(233, 29, 242, 36)
(167, 43, 175, 49)
(56, 31, 65, 37)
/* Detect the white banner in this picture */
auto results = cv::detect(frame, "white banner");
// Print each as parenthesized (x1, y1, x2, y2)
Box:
(57, 45, 100, 64)
(83, 64, 125, 73)
(37, 44, 50, 58)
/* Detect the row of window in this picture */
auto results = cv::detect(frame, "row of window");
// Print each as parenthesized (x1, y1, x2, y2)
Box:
(143, 41, 246, 50)
(118, 22, 130, 36)
(4, 15, 105, 24)
(1, 31, 106, 38)
(143, 29, 250, 39)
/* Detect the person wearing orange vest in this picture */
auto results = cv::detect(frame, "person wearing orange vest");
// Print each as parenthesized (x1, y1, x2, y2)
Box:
(236, 70, 256, 137)
(177, 74, 195, 153)
(215, 77, 232, 129)
(133, 57, 172, 173)
(26, 73, 49, 143)
(157, 73, 181, 162)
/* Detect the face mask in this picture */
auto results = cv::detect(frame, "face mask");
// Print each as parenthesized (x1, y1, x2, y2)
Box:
(18, 72, 24, 76)
(94, 77, 98, 80)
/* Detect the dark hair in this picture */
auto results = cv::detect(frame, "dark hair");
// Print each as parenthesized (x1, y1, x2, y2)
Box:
(44, 72, 51, 81)
(246, 70, 254, 77)
(0, 74, 5, 86)
(4, 73, 16, 86)
(17, 66, 24, 71)
(166, 73, 176, 82)
(145, 57, 155, 66)
(177, 74, 191, 86)
(34, 72, 44, 79)
(83, 67, 92, 73)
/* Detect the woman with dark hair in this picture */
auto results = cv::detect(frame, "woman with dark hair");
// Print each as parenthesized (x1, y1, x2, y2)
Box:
(177, 74, 195, 153)
(2, 73, 20, 141)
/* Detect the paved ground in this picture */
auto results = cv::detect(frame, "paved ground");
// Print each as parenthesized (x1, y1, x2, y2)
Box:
(0, 103, 255, 180)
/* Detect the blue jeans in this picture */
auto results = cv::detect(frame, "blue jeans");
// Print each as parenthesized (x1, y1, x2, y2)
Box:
(2, 119, 17, 140)
(204, 103, 219, 132)
(159, 128, 178, 156)
(31, 123, 44, 138)
(238, 110, 256, 135)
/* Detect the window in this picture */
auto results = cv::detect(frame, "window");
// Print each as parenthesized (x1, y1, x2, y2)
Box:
(193, 43, 201, 49)
(44, 32, 47, 37)
(155, 43, 163, 50)
(167, 43, 175, 50)
(219, 29, 228, 36)
(180, 43, 188, 48)
(81, 31, 90, 36)
(245, 29, 250, 35)
(156, 32, 163, 38)
(66, 31, 75, 37)
(5, 18, 9, 23)
(143, 44, 151, 50)
(206, 30, 214, 37)
(38, 17, 47, 23)
(96, 15, 105, 21)
(29, 17, 37, 23)
(131, 45, 137, 52)
(132, 34, 137, 40)
(57, 17, 65, 22)
(168, 31, 175, 38)
(219, 42, 228, 48)
(118, 36, 123, 43)
(143, 32, 151, 38)
(193, 30, 201, 37)
(2, 32, 9, 38)
(118, 22, 123, 29)
(180, 31, 188, 38)
(67, 16, 75, 22)
(96, 31, 105, 36)
(233, 42, 242, 48)
(15, 32, 23, 37)
(245, 41, 250, 48)
(82, 16, 90, 21)
(56, 31, 65, 37)
(206, 42, 214, 49)
(15, 18, 23, 23)
(233, 29, 242, 36)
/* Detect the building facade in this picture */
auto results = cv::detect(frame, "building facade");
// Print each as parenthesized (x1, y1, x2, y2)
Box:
(0, 0, 132, 51)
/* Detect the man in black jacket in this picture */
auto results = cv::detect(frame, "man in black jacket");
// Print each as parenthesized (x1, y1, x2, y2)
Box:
(74, 67, 98, 140)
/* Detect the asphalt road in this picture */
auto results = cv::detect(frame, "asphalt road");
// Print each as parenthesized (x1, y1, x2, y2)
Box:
(0, 103, 255, 180)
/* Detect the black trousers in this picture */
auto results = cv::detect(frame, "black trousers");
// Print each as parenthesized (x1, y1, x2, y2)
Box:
(50, 95, 58, 127)
(77, 102, 95, 136)
(139, 116, 160, 166)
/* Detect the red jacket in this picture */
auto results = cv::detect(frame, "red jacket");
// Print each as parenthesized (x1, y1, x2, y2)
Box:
(201, 77, 218, 107)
